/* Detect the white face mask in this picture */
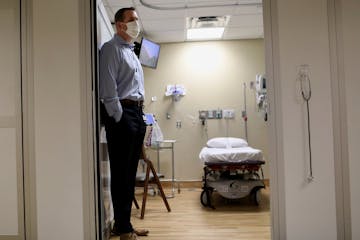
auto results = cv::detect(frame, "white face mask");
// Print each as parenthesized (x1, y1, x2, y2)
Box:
(125, 20, 140, 39)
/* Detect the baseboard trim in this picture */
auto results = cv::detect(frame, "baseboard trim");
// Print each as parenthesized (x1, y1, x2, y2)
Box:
(159, 179, 270, 189)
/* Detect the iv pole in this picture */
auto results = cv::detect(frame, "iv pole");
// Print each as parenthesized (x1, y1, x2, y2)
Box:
(242, 82, 248, 141)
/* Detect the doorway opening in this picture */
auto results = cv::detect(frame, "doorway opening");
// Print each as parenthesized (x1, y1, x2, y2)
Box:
(93, 1, 278, 239)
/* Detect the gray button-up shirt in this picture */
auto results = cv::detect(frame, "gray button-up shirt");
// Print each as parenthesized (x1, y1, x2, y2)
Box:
(99, 34, 144, 122)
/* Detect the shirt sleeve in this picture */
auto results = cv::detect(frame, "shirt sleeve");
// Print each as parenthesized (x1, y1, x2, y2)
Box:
(99, 43, 123, 122)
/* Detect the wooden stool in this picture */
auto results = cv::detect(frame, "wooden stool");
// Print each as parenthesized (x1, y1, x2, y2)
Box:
(134, 147, 171, 219)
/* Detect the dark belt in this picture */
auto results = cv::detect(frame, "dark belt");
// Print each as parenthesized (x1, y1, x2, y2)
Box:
(120, 99, 144, 107)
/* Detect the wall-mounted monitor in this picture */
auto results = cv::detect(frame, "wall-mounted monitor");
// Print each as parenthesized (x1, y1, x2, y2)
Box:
(138, 37, 160, 69)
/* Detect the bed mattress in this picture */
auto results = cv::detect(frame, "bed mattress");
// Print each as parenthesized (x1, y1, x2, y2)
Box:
(199, 146, 264, 163)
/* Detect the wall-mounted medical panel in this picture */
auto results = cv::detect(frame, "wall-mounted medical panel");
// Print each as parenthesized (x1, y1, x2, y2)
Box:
(199, 109, 223, 119)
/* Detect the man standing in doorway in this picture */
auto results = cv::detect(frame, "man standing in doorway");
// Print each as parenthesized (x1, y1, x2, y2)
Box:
(99, 7, 148, 240)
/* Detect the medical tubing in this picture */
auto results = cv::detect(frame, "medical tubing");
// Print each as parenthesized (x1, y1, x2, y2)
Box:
(302, 85, 313, 181)
(300, 68, 313, 181)
(243, 82, 248, 141)
(305, 98, 313, 180)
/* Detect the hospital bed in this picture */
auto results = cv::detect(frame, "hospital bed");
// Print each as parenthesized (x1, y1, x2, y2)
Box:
(199, 137, 265, 208)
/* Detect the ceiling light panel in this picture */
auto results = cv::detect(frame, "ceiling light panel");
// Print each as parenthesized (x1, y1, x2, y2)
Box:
(187, 27, 225, 40)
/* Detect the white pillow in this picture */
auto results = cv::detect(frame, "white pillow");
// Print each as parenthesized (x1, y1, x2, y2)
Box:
(206, 137, 248, 148)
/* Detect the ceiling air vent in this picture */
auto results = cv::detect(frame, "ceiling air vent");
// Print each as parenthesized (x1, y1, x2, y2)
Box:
(187, 16, 230, 29)
(186, 15, 230, 40)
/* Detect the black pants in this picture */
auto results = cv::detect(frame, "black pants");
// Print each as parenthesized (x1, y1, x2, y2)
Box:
(102, 103, 146, 234)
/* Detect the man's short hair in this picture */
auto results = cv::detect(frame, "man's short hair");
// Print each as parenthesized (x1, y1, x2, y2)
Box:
(114, 7, 135, 23)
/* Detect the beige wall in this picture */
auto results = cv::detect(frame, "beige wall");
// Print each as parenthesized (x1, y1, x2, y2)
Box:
(142, 40, 268, 180)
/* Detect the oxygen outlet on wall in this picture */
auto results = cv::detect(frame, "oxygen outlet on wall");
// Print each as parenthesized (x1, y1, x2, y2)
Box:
(199, 110, 207, 125)
(223, 109, 235, 119)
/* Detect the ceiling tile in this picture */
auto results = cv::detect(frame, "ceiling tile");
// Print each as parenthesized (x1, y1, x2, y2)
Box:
(228, 14, 263, 27)
(102, 0, 264, 43)
(223, 26, 263, 39)
(143, 30, 185, 43)
(105, 0, 134, 7)
(136, 6, 186, 20)
(142, 19, 185, 32)
(185, 6, 235, 18)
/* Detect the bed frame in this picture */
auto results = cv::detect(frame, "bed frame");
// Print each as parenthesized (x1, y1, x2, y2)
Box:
(200, 160, 265, 208)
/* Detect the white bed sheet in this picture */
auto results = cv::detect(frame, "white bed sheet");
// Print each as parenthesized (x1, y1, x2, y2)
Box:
(199, 146, 263, 163)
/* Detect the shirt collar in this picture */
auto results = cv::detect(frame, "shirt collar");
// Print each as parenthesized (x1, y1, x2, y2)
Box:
(114, 34, 135, 49)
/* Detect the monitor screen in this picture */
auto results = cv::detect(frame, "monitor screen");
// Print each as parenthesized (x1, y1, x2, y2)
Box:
(139, 38, 160, 69)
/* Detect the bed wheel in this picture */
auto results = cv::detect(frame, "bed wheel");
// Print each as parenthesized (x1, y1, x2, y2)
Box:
(252, 188, 262, 206)
(200, 190, 208, 207)
(200, 190, 213, 208)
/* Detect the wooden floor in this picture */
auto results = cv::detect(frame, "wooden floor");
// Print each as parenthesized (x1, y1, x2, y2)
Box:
(111, 187, 271, 240)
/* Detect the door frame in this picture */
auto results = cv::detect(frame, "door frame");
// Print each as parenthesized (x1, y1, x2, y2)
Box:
(21, 0, 37, 239)
(327, 0, 352, 239)
(0, 0, 25, 239)
(20, 0, 99, 239)
(263, 0, 286, 239)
